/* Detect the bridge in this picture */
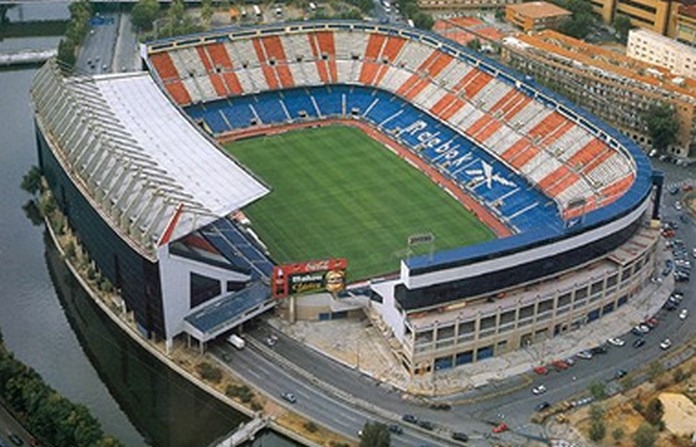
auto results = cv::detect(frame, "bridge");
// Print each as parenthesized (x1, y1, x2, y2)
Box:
(0, 49, 56, 67)
(0, 0, 206, 4)
(209, 416, 269, 447)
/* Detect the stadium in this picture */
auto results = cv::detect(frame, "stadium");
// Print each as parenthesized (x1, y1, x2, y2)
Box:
(32, 21, 660, 375)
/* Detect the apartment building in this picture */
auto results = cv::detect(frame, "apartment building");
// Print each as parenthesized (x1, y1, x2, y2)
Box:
(675, 4, 696, 45)
(502, 30, 696, 158)
(418, 0, 520, 11)
(627, 28, 696, 79)
(505, 1, 571, 31)
(588, 0, 679, 36)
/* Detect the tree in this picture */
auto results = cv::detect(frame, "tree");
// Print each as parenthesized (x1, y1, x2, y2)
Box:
(589, 403, 604, 421)
(633, 423, 658, 447)
(644, 103, 679, 153)
(57, 38, 77, 71)
(612, 426, 624, 442)
(413, 12, 434, 30)
(467, 39, 481, 52)
(588, 381, 606, 400)
(131, 0, 160, 30)
(21, 165, 42, 195)
(589, 420, 606, 441)
(647, 360, 664, 381)
(644, 398, 664, 426)
(201, 0, 214, 24)
(359, 421, 390, 447)
(613, 14, 632, 42)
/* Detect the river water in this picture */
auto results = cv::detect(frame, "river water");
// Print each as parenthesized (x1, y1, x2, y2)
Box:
(0, 5, 298, 447)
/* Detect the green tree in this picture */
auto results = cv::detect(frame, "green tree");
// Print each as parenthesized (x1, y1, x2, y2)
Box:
(611, 426, 624, 442)
(589, 403, 604, 421)
(168, 0, 186, 26)
(644, 103, 679, 153)
(644, 398, 664, 426)
(413, 12, 434, 30)
(588, 381, 606, 400)
(21, 165, 42, 195)
(647, 360, 664, 381)
(633, 423, 658, 447)
(201, 0, 214, 24)
(589, 420, 606, 441)
(359, 421, 390, 447)
(467, 39, 481, 51)
(57, 38, 77, 71)
(131, 0, 160, 30)
(613, 14, 632, 42)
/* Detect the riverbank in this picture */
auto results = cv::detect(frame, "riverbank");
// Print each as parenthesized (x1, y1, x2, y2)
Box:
(41, 196, 347, 447)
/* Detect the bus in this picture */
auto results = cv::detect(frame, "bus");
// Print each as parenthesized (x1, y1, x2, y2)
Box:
(382, 0, 391, 12)
(253, 4, 262, 18)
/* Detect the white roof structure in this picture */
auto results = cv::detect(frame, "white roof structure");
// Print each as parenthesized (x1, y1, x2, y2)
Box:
(31, 61, 269, 260)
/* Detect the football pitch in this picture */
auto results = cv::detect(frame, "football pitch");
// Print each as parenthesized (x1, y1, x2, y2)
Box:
(224, 126, 495, 281)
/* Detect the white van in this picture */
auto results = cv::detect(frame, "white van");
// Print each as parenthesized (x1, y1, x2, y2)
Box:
(226, 334, 245, 350)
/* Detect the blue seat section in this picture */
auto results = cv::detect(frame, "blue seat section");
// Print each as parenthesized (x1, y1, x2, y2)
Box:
(184, 282, 270, 334)
(282, 89, 318, 119)
(183, 85, 565, 233)
(312, 86, 343, 116)
(208, 218, 275, 279)
(186, 102, 231, 134)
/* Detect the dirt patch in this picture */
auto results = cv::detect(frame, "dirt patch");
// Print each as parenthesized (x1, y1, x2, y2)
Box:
(659, 392, 696, 436)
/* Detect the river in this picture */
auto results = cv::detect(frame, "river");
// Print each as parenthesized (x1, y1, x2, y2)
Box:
(0, 5, 298, 447)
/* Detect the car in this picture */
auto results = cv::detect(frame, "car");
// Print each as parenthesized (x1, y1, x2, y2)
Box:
(644, 317, 659, 328)
(280, 391, 296, 404)
(532, 384, 547, 395)
(7, 434, 23, 447)
(669, 185, 679, 195)
(660, 338, 672, 350)
(665, 302, 678, 311)
(607, 337, 625, 347)
(692, 247, 696, 259)
(614, 369, 628, 379)
(564, 357, 576, 366)
(551, 359, 570, 370)
(533, 365, 549, 375)
(492, 422, 508, 433)
(576, 350, 593, 360)
(675, 201, 683, 210)
(451, 431, 469, 441)
(590, 345, 608, 355)
(633, 338, 646, 348)
(535, 401, 551, 412)
(387, 424, 403, 434)
(417, 420, 435, 431)
(680, 309, 688, 320)
(402, 414, 418, 424)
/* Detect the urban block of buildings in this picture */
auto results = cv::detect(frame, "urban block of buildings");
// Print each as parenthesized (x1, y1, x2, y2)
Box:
(505, 1, 571, 32)
(502, 30, 696, 159)
(627, 27, 696, 79)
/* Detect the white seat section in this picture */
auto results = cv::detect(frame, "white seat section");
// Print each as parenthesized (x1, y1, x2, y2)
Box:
(432, 59, 467, 87)
(556, 177, 593, 207)
(247, 66, 269, 91)
(551, 127, 593, 161)
(282, 34, 313, 61)
(470, 80, 509, 110)
(586, 153, 632, 187)
(168, 49, 192, 79)
(523, 151, 560, 183)
(378, 66, 409, 93)
(349, 32, 369, 58)
(333, 32, 359, 59)
(455, 104, 486, 130)
(448, 101, 480, 128)
(229, 39, 258, 67)
(194, 74, 217, 101)
(413, 82, 446, 110)
(335, 60, 351, 84)
(234, 67, 256, 93)
(288, 62, 310, 85)
(393, 41, 432, 72)
(485, 125, 520, 156)
(515, 104, 551, 133)
(182, 78, 204, 103)
(221, 42, 242, 70)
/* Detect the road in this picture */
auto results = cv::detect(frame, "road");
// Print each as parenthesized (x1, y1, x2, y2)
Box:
(77, 11, 139, 75)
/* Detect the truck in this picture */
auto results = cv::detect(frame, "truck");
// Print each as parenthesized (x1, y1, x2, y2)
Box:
(227, 334, 245, 350)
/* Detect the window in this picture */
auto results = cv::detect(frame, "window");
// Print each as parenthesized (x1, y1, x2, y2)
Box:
(190, 273, 220, 308)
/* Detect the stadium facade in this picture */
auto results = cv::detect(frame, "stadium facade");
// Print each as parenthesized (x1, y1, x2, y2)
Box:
(33, 21, 660, 373)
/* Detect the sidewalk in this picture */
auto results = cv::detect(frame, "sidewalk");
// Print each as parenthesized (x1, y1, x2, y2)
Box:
(271, 251, 674, 397)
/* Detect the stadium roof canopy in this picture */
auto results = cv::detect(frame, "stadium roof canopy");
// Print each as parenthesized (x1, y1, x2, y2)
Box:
(31, 62, 269, 260)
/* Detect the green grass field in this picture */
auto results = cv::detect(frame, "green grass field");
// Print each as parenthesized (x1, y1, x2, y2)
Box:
(224, 126, 495, 281)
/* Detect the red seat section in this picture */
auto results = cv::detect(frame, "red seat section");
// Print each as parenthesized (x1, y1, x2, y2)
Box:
(359, 34, 386, 84)
(315, 31, 337, 82)
(308, 32, 330, 83)
(165, 81, 192, 106)
(150, 52, 180, 82)
(261, 36, 294, 88)
(206, 43, 243, 95)
(252, 38, 280, 90)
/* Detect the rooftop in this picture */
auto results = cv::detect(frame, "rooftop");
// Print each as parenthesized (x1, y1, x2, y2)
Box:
(508, 30, 696, 100)
(506, 1, 571, 18)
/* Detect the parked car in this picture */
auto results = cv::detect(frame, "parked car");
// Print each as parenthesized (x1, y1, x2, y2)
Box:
(607, 337, 625, 347)
(402, 414, 418, 424)
(644, 317, 659, 328)
(492, 422, 508, 433)
(532, 384, 547, 395)
(576, 350, 593, 360)
(614, 369, 628, 379)
(388, 424, 403, 434)
(451, 431, 469, 441)
(590, 345, 609, 355)
(680, 309, 689, 320)
(533, 366, 549, 375)
(660, 338, 672, 350)
(633, 338, 646, 348)
(7, 433, 23, 447)
(535, 401, 551, 412)
(280, 392, 297, 404)
(551, 359, 570, 370)
(417, 420, 435, 431)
